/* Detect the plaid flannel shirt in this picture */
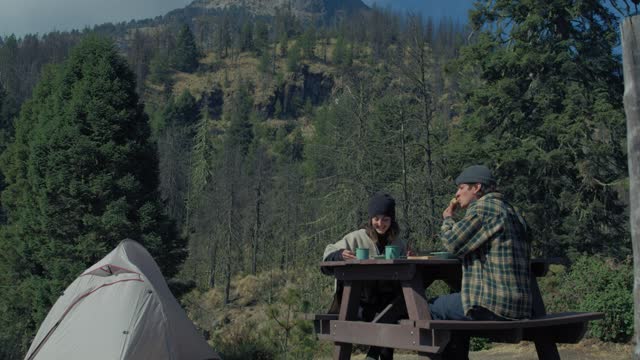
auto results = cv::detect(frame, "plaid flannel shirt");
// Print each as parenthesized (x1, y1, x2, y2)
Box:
(440, 192, 532, 319)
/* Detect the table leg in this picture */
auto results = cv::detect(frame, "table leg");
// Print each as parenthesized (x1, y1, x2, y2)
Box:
(333, 280, 362, 360)
(530, 273, 560, 360)
(401, 270, 431, 320)
(333, 342, 352, 360)
(534, 341, 561, 360)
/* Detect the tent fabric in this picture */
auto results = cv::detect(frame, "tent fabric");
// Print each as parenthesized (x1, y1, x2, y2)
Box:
(25, 239, 221, 360)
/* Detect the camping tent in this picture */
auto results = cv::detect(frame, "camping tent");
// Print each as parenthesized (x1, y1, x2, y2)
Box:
(24, 239, 221, 360)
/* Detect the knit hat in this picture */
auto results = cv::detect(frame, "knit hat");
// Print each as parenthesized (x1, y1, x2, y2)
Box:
(368, 192, 396, 219)
(455, 165, 496, 186)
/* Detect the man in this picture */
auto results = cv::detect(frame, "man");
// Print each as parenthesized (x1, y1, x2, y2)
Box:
(431, 165, 532, 358)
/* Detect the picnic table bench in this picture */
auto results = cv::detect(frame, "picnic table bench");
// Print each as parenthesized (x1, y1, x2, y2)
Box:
(313, 258, 604, 360)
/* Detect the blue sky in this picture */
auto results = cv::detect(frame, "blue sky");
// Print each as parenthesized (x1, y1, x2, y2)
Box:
(0, 0, 193, 37)
(0, 0, 475, 38)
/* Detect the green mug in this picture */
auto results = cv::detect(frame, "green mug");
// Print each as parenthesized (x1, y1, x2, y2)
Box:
(385, 245, 400, 259)
(356, 248, 369, 260)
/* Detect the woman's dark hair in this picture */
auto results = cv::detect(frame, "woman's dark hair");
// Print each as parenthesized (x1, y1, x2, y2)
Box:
(363, 218, 400, 245)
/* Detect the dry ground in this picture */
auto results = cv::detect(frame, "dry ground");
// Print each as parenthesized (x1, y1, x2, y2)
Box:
(325, 339, 632, 360)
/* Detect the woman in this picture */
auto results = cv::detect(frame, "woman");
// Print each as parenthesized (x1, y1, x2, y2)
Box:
(321, 192, 408, 360)
(322, 192, 405, 262)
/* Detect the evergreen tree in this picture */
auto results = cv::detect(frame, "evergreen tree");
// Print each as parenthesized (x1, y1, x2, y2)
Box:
(240, 22, 254, 52)
(190, 107, 214, 207)
(0, 35, 19, 99)
(157, 89, 200, 226)
(254, 21, 270, 56)
(451, 0, 628, 258)
(274, 98, 283, 118)
(286, 43, 301, 72)
(258, 47, 272, 75)
(166, 89, 199, 127)
(172, 24, 200, 73)
(149, 52, 173, 87)
(299, 27, 316, 59)
(278, 31, 288, 58)
(225, 82, 254, 155)
(0, 83, 18, 137)
(0, 36, 185, 356)
(333, 33, 347, 66)
(0, 83, 18, 226)
(217, 16, 232, 58)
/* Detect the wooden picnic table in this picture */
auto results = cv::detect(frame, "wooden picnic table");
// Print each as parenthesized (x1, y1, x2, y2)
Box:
(314, 258, 603, 360)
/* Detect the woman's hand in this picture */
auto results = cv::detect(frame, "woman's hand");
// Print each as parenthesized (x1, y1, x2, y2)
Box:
(341, 249, 356, 260)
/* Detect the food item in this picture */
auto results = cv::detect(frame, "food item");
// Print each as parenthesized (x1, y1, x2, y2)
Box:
(449, 197, 458, 207)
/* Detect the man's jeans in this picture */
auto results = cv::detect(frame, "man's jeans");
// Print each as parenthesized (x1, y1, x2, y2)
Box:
(428, 293, 508, 359)
(429, 292, 469, 321)
(429, 292, 510, 321)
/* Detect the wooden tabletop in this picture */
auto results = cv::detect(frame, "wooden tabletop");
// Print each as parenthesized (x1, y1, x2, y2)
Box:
(321, 257, 553, 277)
(320, 258, 460, 266)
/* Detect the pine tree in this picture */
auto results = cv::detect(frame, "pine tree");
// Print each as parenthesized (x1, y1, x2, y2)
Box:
(333, 33, 347, 66)
(225, 82, 254, 155)
(451, 0, 628, 257)
(278, 31, 288, 58)
(240, 22, 254, 52)
(0, 35, 19, 96)
(258, 45, 272, 74)
(299, 27, 316, 59)
(172, 24, 200, 73)
(217, 15, 232, 58)
(157, 89, 199, 225)
(254, 21, 270, 56)
(0, 35, 185, 356)
(149, 52, 173, 87)
(286, 43, 301, 72)
(166, 89, 199, 127)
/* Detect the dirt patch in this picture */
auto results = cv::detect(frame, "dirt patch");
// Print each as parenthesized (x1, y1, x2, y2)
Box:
(470, 339, 632, 360)
(338, 339, 632, 360)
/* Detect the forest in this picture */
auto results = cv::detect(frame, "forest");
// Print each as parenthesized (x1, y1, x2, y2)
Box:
(0, 1, 634, 359)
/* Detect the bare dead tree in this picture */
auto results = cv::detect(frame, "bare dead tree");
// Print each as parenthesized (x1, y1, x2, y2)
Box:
(621, 14, 640, 360)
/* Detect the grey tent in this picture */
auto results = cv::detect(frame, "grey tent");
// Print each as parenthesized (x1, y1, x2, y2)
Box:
(25, 239, 220, 360)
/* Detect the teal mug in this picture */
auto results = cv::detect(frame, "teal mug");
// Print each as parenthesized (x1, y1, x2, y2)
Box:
(356, 248, 369, 260)
(385, 245, 400, 259)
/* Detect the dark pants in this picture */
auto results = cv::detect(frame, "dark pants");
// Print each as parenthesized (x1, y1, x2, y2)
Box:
(429, 293, 508, 359)
(328, 281, 406, 360)
(361, 293, 407, 360)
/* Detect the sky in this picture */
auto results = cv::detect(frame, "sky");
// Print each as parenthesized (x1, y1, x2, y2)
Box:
(0, 0, 475, 38)
(0, 0, 193, 37)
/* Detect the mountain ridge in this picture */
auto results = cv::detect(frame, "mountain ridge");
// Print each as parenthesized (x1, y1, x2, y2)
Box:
(187, 0, 369, 19)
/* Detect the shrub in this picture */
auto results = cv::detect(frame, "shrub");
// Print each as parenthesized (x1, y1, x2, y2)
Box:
(542, 256, 633, 342)
(470, 337, 491, 351)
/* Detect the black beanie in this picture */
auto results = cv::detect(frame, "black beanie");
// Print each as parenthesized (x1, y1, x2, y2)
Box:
(455, 165, 496, 186)
(368, 192, 396, 219)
